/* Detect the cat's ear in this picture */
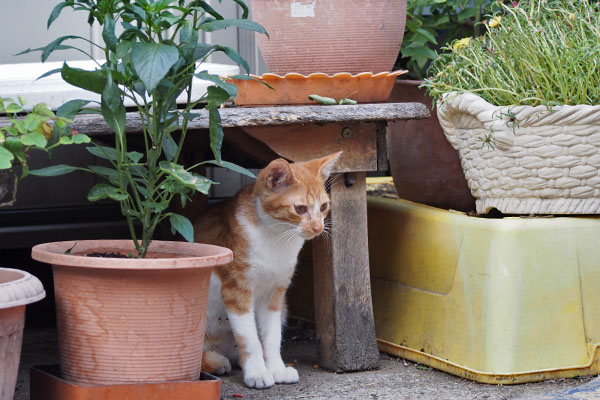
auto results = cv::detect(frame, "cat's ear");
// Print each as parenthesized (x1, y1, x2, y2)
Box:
(263, 159, 295, 194)
(317, 151, 342, 181)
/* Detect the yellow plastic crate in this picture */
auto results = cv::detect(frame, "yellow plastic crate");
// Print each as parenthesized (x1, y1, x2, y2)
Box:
(368, 196, 600, 384)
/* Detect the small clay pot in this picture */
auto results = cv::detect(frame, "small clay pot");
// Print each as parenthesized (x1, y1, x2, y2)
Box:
(0, 268, 46, 400)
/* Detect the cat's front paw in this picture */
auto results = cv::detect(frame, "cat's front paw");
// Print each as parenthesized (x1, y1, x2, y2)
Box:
(244, 368, 275, 389)
(271, 366, 299, 384)
(202, 350, 232, 376)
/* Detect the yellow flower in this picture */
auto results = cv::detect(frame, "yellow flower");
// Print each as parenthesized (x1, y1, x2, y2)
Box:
(569, 13, 575, 21)
(453, 37, 470, 50)
(489, 16, 502, 28)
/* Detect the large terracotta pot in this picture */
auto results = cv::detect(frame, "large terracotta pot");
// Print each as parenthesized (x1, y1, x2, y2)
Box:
(250, 0, 407, 75)
(0, 268, 45, 400)
(31, 240, 232, 386)
(387, 80, 475, 211)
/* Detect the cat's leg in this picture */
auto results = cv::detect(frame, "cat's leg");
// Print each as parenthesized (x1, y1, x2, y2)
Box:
(257, 286, 299, 384)
(221, 279, 275, 389)
(203, 273, 235, 376)
(228, 309, 276, 389)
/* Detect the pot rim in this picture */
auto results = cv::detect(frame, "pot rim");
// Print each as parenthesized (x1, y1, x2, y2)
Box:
(0, 267, 46, 309)
(31, 239, 233, 270)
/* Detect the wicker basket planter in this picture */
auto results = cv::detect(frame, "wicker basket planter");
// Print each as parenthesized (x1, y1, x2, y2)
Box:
(438, 92, 600, 215)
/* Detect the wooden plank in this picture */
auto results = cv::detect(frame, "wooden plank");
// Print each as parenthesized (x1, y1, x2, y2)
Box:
(312, 172, 380, 372)
(242, 122, 378, 172)
(376, 122, 389, 171)
(0, 103, 429, 136)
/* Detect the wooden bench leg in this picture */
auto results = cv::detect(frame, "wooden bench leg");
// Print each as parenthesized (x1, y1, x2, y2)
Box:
(312, 171, 380, 372)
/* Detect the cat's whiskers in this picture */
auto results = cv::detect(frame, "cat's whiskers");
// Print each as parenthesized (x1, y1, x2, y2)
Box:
(323, 219, 337, 233)
(275, 228, 301, 247)
(325, 174, 343, 191)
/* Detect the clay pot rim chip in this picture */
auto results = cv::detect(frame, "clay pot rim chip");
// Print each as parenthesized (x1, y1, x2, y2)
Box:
(31, 240, 233, 270)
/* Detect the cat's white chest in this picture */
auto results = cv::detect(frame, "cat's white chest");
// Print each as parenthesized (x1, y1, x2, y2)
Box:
(239, 212, 304, 288)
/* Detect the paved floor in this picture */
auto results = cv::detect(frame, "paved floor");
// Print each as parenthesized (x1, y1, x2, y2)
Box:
(14, 326, 600, 400)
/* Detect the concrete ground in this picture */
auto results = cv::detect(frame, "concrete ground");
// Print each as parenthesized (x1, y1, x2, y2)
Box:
(14, 325, 600, 400)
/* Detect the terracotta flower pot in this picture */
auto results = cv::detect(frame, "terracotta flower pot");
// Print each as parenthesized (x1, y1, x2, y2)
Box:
(250, 0, 407, 75)
(31, 240, 232, 386)
(0, 268, 46, 400)
(386, 80, 475, 211)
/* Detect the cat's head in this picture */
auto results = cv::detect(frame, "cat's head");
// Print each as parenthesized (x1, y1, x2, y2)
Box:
(255, 151, 342, 240)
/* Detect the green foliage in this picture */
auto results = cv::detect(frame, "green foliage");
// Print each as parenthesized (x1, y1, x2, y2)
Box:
(0, 97, 88, 173)
(400, 0, 491, 78)
(26, 0, 266, 257)
(422, 0, 600, 107)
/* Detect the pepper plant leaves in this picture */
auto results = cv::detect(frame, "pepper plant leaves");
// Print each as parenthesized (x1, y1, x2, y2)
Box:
(159, 161, 212, 194)
(102, 14, 118, 51)
(200, 19, 268, 38)
(29, 164, 79, 176)
(179, 20, 199, 62)
(169, 213, 194, 243)
(203, 160, 256, 179)
(56, 99, 92, 119)
(208, 107, 223, 165)
(101, 74, 126, 141)
(131, 42, 180, 93)
(61, 63, 107, 94)
(87, 183, 129, 202)
(48, 1, 73, 29)
(195, 71, 237, 97)
(213, 45, 250, 73)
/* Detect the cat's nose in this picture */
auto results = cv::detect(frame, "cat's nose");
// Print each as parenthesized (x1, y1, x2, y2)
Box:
(311, 223, 323, 234)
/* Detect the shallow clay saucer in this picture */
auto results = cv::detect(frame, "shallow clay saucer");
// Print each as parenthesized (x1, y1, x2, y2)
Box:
(229, 70, 407, 106)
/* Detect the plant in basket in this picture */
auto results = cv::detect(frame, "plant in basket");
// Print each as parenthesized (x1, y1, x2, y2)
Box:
(26, 0, 268, 388)
(422, 0, 600, 215)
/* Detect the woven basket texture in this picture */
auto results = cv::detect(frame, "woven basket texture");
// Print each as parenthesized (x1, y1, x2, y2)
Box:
(438, 92, 600, 214)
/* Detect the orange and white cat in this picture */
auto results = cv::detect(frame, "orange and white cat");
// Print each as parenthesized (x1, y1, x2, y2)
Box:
(194, 151, 341, 389)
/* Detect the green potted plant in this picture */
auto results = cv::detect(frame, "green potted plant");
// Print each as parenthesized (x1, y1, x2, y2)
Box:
(386, 0, 494, 212)
(0, 97, 88, 206)
(422, 0, 600, 215)
(26, 0, 267, 387)
(0, 97, 81, 400)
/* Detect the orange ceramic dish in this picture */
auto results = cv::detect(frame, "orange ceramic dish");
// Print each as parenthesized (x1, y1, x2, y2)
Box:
(229, 71, 407, 106)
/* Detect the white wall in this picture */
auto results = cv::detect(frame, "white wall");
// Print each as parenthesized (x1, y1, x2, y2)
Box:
(0, 0, 266, 73)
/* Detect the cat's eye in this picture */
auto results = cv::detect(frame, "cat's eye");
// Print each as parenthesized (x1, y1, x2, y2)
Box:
(320, 202, 329, 212)
(294, 205, 308, 214)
